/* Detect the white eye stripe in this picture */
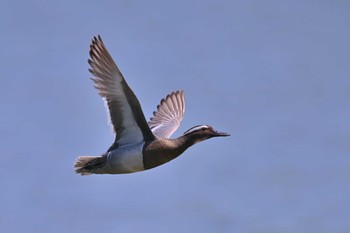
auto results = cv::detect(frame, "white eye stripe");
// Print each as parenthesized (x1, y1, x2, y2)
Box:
(183, 125, 209, 135)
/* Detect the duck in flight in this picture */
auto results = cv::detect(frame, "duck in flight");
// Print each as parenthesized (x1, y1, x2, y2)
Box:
(74, 35, 229, 175)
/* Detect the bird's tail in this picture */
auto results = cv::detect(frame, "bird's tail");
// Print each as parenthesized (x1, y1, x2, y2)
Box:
(74, 156, 107, 175)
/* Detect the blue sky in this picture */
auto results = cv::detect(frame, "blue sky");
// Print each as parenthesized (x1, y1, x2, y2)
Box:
(1, 0, 349, 232)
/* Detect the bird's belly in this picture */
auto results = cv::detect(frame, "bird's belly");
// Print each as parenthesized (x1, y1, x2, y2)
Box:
(106, 142, 145, 174)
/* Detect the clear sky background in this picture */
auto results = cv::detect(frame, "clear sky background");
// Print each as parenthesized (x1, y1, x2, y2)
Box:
(1, 0, 349, 232)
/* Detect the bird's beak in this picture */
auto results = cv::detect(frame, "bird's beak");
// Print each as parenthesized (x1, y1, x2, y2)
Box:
(212, 130, 230, 137)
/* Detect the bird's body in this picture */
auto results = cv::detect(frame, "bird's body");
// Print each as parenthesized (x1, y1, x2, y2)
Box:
(74, 36, 229, 175)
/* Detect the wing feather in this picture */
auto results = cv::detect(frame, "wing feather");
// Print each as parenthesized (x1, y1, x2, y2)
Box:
(88, 35, 154, 147)
(148, 91, 185, 138)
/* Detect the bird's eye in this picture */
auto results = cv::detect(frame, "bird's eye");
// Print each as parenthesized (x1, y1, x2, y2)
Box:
(201, 127, 206, 131)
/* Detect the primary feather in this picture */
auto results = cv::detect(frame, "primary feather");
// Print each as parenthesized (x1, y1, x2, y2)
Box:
(148, 90, 185, 138)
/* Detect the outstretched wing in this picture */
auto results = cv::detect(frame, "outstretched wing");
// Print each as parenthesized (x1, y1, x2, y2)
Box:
(89, 35, 154, 147)
(148, 90, 185, 138)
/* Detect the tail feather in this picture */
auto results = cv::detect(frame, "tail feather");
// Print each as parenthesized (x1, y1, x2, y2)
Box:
(74, 156, 107, 175)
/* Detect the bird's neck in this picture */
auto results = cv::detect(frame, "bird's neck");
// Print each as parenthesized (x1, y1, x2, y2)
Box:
(142, 134, 200, 170)
(174, 133, 200, 153)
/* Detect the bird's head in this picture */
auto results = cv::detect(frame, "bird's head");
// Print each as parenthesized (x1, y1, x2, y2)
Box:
(183, 124, 230, 144)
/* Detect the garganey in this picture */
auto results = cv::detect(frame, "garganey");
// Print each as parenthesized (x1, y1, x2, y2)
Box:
(74, 36, 229, 175)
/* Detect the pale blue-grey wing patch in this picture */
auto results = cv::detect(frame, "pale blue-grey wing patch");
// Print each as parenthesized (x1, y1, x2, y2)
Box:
(148, 90, 185, 138)
(89, 35, 154, 146)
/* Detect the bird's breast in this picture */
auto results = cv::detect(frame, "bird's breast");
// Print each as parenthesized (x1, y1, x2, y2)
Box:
(143, 139, 186, 170)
